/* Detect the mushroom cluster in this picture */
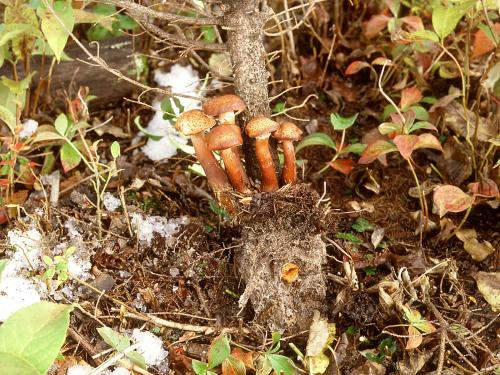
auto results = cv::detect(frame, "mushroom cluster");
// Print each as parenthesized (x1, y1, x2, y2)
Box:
(175, 94, 302, 197)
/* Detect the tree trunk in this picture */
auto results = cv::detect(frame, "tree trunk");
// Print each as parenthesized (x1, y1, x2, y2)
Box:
(222, 0, 279, 181)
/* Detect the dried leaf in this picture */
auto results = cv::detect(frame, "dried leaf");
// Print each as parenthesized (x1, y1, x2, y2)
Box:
(345, 60, 371, 75)
(405, 325, 423, 350)
(475, 272, 500, 311)
(400, 16, 424, 32)
(393, 135, 419, 160)
(364, 14, 391, 39)
(371, 227, 385, 248)
(437, 138, 472, 185)
(231, 348, 254, 370)
(442, 102, 496, 142)
(433, 185, 474, 217)
(415, 133, 443, 153)
(281, 263, 299, 283)
(469, 178, 499, 198)
(397, 350, 434, 375)
(455, 229, 495, 261)
(351, 360, 386, 375)
(329, 159, 355, 175)
(400, 87, 423, 110)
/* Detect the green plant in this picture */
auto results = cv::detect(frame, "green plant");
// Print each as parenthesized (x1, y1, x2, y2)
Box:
(42, 245, 75, 288)
(296, 112, 365, 175)
(363, 337, 397, 364)
(0, 301, 73, 375)
(96, 326, 147, 370)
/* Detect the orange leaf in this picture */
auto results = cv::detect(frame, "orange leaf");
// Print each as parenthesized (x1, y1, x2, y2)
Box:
(345, 60, 370, 75)
(393, 135, 419, 160)
(472, 24, 500, 59)
(329, 159, 355, 175)
(406, 325, 423, 350)
(359, 140, 398, 164)
(433, 185, 475, 217)
(415, 133, 443, 153)
(469, 178, 499, 198)
(231, 348, 255, 370)
(363, 14, 391, 39)
(400, 86, 423, 110)
(400, 16, 424, 32)
(0, 207, 8, 225)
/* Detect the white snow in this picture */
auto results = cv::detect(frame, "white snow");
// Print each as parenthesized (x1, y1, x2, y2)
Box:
(110, 368, 131, 375)
(103, 192, 121, 212)
(0, 228, 47, 321)
(131, 213, 189, 246)
(141, 64, 202, 161)
(131, 329, 169, 368)
(66, 364, 93, 375)
(19, 119, 39, 139)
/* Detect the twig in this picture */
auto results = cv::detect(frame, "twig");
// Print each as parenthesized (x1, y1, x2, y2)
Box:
(124, 312, 215, 334)
(426, 300, 448, 375)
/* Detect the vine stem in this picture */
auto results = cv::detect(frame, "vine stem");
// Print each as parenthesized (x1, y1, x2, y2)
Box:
(408, 157, 428, 246)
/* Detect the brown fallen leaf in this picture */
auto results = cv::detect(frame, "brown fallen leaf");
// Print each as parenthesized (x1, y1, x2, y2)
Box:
(441, 101, 496, 142)
(433, 185, 475, 217)
(437, 137, 473, 185)
(231, 348, 255, 370)
(364, 14, 391, 39)
(351, 360, 386, 375)
(455, 229, 495, 261)
(472, 23, 500, 59)
(397, 350, 434, 375)
(400, 86, 423, 110)
(475, 272, 500, 311)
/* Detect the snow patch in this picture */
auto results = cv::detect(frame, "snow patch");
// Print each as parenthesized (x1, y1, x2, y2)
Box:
(66, 364, 93, 375)
(20, 119, 39, 139)
(131, 213, 189, 246)
(131, 329, 169, 369)
(103, 192, 121, 212)
(141, 64, 202, 161)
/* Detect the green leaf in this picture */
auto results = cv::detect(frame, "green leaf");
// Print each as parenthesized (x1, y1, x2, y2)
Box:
(336, 232, 363, 244)
(54, 114, 68, 136)
(295, 133, 336, 153)
(201, 26, 217, 43)
(403, 306, 436, 333)
(134, 116, 163, 141)
(352, 218, 374, 233)
(60, 142, 82, 173)
(408, 121, 437, 133)
(266, 353, 296, 375)
(0, 104, 16, 133)
(432, 0, 466, 40)
(207, 335, 230, 369)
(110, 141, 120, 159)
(272, 101, 286, 114)
(364, 266, 377, 276)
(192, 359, 209, 375)
(42, 255, 53, 266)
(330, 113, 358, 131)
(409, 29, 439, 43)
(0, 353, 40, 375)
(126, 350, 147, 369)
(40, 0, 75, 61)
(0, 23, 41, 47)
(97, 327, 131, 352)
(343, 143, 366, 155)
(271, 331, 282, 353)
(0, 302, 73, 374)
(407, 105, 429, 121)
(161, 97, 177, 121)
(379, 338, 397, 356)
(379, 122, 403, 135)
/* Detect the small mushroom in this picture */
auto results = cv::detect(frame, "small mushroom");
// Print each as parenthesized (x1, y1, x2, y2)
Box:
(246, 116, 280, 192)
(203, 94, 246, 125)
(273, 121, 303, 184)
(208, 125, 250, 194)
(176, 109, 231, 193)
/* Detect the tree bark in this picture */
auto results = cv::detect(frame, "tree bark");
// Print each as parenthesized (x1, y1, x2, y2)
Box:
(222, 0, 279, 181)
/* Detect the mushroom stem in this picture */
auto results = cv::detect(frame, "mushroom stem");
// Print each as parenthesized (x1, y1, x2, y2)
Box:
(191, 134, 231, 192)
(221, 149, 251, 194)
(281, 141, 297, 184)
(255, 136, 279, 192)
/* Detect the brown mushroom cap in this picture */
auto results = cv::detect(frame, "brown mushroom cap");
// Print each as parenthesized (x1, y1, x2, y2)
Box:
(273, 121, 303, 142)
(203, 95, 246, 117)
(208, 124, 243, 151)
(176, 109, 216, 136)
(246, 116, 279, 138)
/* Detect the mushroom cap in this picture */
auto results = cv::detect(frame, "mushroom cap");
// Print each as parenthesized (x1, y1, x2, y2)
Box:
(176, 109, 216, 136)
(246, 116, 279, 138)
(273, 121, 303, 142)
(208, 124, 243, 151)
(203, 94, 246, 117)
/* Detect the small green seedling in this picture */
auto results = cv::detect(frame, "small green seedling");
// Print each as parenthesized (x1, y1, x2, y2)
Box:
(42, 246, 76, 288)
(97, 326, 147, 370)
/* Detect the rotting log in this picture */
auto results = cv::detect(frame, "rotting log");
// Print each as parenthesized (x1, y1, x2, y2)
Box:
(0, 36, 137, 110)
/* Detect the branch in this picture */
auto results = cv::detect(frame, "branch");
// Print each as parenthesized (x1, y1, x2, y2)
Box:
(137, 18, 226, 52)
(107, 0, 221, 26)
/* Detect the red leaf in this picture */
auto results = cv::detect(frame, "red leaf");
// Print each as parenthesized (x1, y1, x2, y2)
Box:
(400, 16, 424, 32)
(433, 185, 475, 217)
(415, 133, 443, 152)
(345, 60, 370, 75)
(329, 159, 355, 175)
(469, 178, 499, 198)
(472, 23, 500, 59)
(0, 179, 10, 186)
(400, 86, 423, 109)
(0, 207, 8, 225)
(363, 14, 391, 39)
(358, 140, 398, 164)
(393, 134, 419, 160)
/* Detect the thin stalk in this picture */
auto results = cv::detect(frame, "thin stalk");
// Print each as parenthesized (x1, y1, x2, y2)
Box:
(317, 129, 346, 174)
(445, 206, 472, 241)
(408, 157, 428, 246)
